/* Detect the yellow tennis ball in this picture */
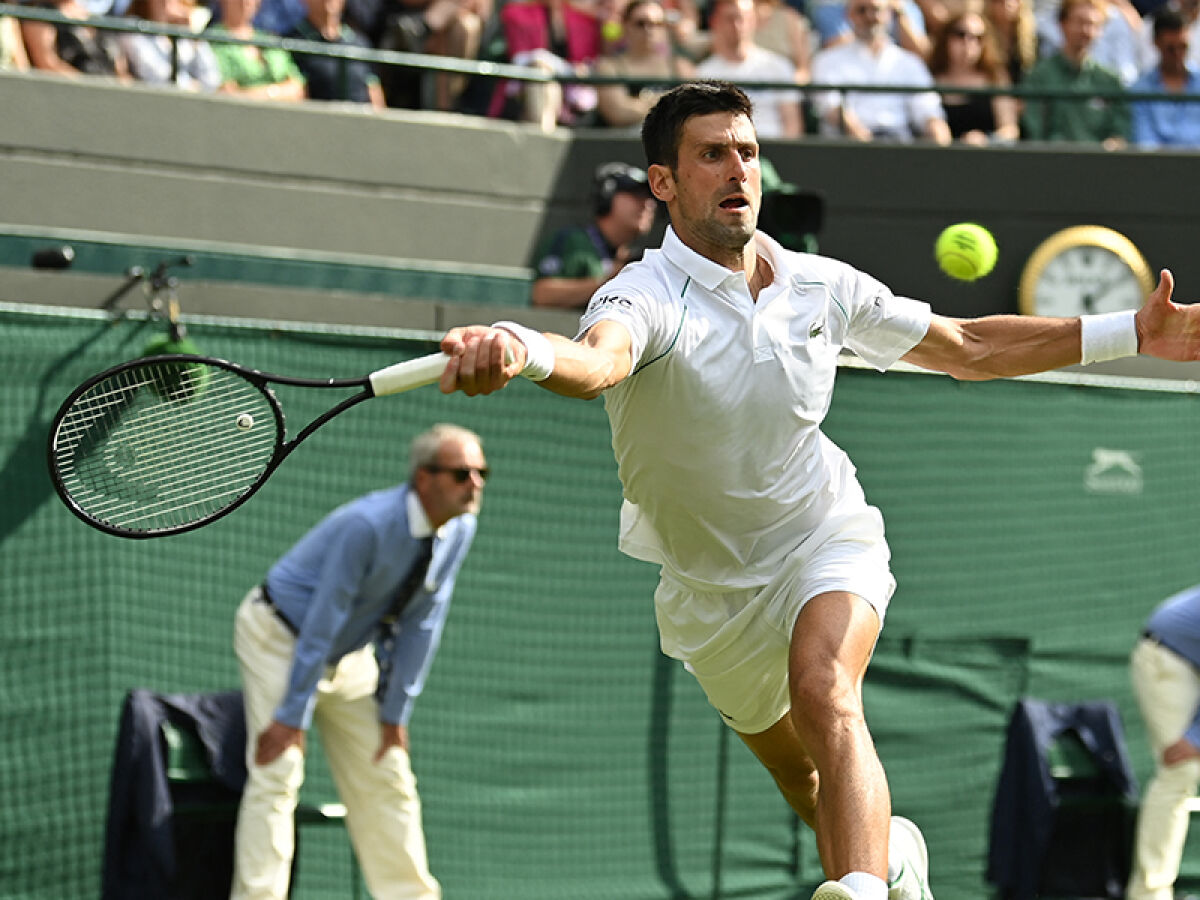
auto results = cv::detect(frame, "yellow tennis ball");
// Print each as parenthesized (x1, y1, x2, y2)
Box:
(935, 223, 998, 281)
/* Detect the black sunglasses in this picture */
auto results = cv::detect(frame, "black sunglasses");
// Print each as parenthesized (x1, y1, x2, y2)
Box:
(426, 465, 490, 483)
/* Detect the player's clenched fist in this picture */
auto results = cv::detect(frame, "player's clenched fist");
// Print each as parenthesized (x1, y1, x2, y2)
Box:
(440, 326, 524, 396)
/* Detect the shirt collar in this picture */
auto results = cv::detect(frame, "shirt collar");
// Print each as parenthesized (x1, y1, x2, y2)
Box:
(405, 487, 436, 540)
(661, 224, 785, 291)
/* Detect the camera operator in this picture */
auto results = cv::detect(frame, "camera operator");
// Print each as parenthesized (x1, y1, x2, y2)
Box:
(530, 162, 658, 310)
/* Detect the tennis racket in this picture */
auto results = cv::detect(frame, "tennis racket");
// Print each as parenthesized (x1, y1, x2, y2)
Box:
(47, 352, 453, 539)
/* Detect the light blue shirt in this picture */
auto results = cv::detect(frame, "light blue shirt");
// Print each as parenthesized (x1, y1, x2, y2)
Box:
(1131, 67, 1200, 149)
(806, 0, 926, 49)
(1145, 583, 1200, 746)
(264, 484, 477, 729)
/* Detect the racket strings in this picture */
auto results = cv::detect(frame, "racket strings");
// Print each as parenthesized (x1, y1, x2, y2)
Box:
(52, 361, 278, 533)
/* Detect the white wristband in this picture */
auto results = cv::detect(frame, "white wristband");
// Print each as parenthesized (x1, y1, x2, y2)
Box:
(1079, 310, 1139, 366)
(491, 320, 554, 382)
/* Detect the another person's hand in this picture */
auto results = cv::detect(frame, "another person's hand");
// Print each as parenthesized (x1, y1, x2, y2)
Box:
(1162, 736, 1200, 766)
(374, 723, 410, 761)
(255, 720, 306, 765)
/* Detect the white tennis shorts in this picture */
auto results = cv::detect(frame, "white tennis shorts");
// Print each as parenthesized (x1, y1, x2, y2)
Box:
(653, 506, 895, 735)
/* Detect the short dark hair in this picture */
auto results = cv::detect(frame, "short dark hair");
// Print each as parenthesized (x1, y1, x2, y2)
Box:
(1153, 7, 1186, 36)
(640, 81, 755, 171)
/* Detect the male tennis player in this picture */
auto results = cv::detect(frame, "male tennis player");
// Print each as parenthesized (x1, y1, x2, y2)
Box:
(437, 81, 1200, 900)
(231, 423, 486, 900)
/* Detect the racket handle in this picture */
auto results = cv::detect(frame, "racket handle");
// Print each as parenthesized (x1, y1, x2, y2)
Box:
(369, 344, 517, 397)
(369, 353, 450, 396)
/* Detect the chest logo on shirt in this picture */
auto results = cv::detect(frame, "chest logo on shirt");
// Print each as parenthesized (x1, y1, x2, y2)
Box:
(809, 321, 825, 338)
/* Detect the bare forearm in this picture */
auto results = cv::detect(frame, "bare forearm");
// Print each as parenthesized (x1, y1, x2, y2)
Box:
(538, 333, 630, 399)
(905, 314, 1084, 380)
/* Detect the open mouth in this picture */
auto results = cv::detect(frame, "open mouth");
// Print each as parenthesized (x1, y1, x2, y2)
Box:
(719, 196, 750, 211)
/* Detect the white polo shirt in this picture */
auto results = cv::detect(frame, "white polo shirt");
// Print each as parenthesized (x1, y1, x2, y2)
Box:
(578, 227, 931, 591)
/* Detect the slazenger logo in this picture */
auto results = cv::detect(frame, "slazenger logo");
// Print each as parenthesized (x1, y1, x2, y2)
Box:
(1084, 448, 1143, 495)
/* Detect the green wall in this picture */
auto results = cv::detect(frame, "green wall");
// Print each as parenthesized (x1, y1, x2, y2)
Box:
(4, 307, 1199, 897)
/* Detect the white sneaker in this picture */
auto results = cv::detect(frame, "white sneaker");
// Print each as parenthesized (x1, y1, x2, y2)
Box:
(888, 816, 934, 900)
(812, 882, 859, 900)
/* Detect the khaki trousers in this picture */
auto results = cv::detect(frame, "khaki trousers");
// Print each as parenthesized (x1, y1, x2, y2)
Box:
(1127, 635, 1200, 900)
(231, 589, 440, 900)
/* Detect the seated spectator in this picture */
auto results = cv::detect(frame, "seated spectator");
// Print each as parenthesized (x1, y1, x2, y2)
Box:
(209, 0, 306, 99)
(662, 0, 705, 57)
(530, 161, 656, 309)
(984, 0, 1040, 83)
(695, 0, 804, 138)
(808, 0, 932, 59)
(594, 0, 628, 55)
(488, 0, 602, 130)
(810, 0, 951, 141)
(0, 13, 31, 70)
(1039, 0, 1148, 83)
(285, 0, 385, 106)
(1176, 0, 1200, 69)
(929, 9, 1021, 143)
(374, 0, 488, 111)
(1131, 8, 1200, 145)
(754, 0, 814, 79)
(22, 0, 132, 79)
(1022, 0, 1129, 147)
(121, 0, 223, 90)
(594, 0, 695, 127)
(199, 0, 307, 44)
(1094, 0, 1149, 84)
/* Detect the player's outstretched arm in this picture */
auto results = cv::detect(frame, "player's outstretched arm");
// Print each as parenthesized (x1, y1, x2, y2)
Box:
(440, 321, 633, 400)
(904, 269, 1200, 381)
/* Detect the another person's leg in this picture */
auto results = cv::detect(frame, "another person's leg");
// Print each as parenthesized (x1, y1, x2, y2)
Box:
(316, 646, 440, 900)
(231, 589, 307, 900)
(1127, 636, 1200, 900)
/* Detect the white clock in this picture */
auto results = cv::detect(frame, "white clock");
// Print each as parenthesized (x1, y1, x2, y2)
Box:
(1018, 226, 1154, 318)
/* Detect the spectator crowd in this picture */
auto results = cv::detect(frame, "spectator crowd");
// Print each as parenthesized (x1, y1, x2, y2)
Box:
(3, 0, 1200, 147)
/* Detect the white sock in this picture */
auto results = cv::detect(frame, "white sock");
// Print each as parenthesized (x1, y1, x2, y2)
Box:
(840, 872, 888, 900)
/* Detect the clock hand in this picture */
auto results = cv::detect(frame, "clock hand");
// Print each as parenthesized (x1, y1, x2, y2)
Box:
(1086, 280, 1137, 312)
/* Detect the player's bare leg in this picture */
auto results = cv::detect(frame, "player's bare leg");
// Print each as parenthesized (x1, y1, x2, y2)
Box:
(788, 591, 890, 880)
(740, 591, 889, 880)
(736, 712, 820, 828)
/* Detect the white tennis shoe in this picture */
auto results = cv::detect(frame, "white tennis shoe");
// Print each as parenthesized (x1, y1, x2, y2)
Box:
(888, 816, 934, 900)
(812, 882, 859, 900)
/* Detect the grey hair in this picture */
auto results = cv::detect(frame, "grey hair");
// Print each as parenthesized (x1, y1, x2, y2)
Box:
(409, 423, 483, 479)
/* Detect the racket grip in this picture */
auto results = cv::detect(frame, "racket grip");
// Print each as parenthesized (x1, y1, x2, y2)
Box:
(369, 353, 450, 396)
(369, 344, 517, 397)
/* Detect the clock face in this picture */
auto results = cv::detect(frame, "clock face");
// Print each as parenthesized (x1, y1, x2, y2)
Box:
(1018, 226, 1154, 318)
(1030, 245, 1146, 317)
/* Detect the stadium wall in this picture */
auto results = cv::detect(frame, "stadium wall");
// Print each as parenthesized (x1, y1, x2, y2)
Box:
(4, 71, 1200, 326)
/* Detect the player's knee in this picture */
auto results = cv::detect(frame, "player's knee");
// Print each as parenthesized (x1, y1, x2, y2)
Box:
(789, 663, 862, 734)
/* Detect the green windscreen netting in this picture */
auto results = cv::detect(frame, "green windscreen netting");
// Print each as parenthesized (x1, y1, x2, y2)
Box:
(2, 306, 1199, 898)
